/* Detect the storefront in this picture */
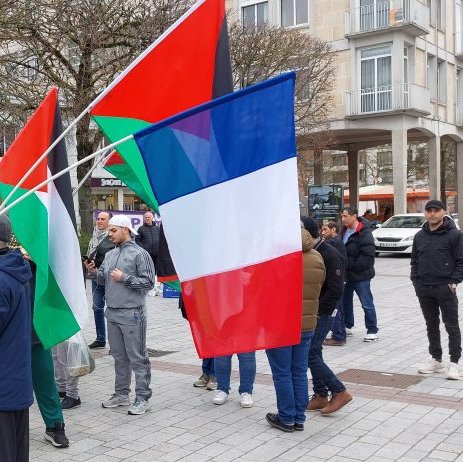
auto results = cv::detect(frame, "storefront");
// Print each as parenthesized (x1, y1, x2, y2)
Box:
(91, 177, 141, 211)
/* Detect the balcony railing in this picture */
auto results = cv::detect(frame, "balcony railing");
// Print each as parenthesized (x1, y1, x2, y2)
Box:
(345, 83, 430, 118)
(345, 0, 429, 37)
(456, 102, 463, 125)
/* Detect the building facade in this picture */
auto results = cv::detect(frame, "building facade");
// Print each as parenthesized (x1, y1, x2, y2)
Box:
(227, 0, 463, 214)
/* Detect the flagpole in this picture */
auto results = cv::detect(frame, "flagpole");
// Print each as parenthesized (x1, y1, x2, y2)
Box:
(72, 149, 112, 197)
(0, 0, 207, 210)
(0, 108, 90, 210)
(0, 135, 133, 218)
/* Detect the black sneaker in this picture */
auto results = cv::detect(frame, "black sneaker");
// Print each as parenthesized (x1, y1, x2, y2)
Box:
(88, 340, 106, 349)
(61, 396, 81, 410)
(45, 422, 69, 448)
(266, 413, 294, 433)
(58, 391, 66, 399)
(294, 423, 304, 431)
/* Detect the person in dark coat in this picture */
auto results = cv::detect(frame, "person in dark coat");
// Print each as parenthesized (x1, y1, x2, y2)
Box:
(135, 212, 160, 268)
(340, 207, 379, 342)
(0, 214, 33, 462)
(411, 200, 463, 380)
(301, 217, 352, 416)
(321, 221, 348, 346)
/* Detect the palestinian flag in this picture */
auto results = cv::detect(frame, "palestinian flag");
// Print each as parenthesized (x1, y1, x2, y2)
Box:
(103, 151, 157, 210)
(91, 0, 233, 284)
(0, 88, 88, 349)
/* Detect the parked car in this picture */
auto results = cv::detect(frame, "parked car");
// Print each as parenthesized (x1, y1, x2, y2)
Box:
(372, 213, 459, 256)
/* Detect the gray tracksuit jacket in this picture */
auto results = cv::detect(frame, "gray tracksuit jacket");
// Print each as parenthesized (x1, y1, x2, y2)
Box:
(96, 240, 155, 308)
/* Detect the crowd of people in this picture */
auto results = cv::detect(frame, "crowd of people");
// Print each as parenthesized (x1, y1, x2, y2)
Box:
(1, 199, 462, 461)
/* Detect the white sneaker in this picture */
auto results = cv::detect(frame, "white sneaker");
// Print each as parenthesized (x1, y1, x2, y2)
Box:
(363, 333, 378, 342)
(346, 328, 353, 337)
(101, 394, 130, 408)
(447, 362, 460, 380)
(240, 392, 253, 408)
(128, 399, 150, 415)
(418, 357, 444, 374)
(212, 390, 228, 405)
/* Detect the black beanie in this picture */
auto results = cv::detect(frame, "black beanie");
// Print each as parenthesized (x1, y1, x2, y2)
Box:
(300, 216, 319, 238)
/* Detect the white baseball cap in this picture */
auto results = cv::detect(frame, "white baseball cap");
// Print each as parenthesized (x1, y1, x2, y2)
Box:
(108, 215, 138, 236)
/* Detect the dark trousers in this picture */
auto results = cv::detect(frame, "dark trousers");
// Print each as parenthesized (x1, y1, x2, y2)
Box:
(0, 409, 29, 462)
(415, 283, 462, 363)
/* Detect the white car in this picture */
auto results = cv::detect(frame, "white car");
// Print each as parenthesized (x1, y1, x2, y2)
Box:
(372, 213, 459, 256)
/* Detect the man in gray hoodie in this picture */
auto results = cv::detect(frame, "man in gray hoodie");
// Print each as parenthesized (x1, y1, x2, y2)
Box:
(86, 215, 155, 415)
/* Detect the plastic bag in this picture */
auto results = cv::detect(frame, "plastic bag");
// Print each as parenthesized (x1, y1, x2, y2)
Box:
(66, 332, 95, 377)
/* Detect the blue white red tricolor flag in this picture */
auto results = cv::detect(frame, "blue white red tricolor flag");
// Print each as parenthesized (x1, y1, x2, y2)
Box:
(134, 73, 302, 357)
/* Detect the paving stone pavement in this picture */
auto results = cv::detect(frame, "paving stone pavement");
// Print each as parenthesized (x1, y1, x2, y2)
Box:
(30, 255, 463, 461)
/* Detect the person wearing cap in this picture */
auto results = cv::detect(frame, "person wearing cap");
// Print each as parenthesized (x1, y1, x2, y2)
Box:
(85, 214, 155, 415)
(411, 199, 463, 380)
(0, 214, 33, 462)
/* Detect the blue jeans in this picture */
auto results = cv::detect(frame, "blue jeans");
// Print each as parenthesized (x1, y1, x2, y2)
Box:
(214, 352, 256, 395)
(202, 358, 215, 377)
(309, 315, 346, 396)
(331, 299, 346, 341)
(343, 280, 378, 334)
(91, 280, 106, 343)
(266, 331, 314, 426)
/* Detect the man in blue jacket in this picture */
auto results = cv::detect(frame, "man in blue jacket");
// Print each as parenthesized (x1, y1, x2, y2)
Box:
(0, 214, 33, 462)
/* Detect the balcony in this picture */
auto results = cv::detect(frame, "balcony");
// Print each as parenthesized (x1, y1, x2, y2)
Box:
(345, 83, 430, 119)
(456, 102, 463, 126)
(345, 0, 430, 38)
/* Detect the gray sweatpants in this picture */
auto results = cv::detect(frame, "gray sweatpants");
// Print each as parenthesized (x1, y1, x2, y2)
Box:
(52, 341, 79, 399)
(106, 307, 151, 401)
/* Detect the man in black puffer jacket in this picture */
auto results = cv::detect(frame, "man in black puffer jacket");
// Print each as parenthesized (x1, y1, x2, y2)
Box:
(411, 200, 463, 380)
(340, 207, 379, 342)
(136, 212, 160, 269)
(301, 217, 352, 415)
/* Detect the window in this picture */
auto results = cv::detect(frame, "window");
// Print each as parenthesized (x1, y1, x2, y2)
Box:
(242, 2, 268, 28)
(436, 0, 445, 29)
(26, 56, 38, 81)
(359, 0, 390, 32)
(457, 68, 463, 102)
(427, 54, 437, 100)
(437, 60, 446, 104)
(332, 171, 348, 183)
(281, 0, 308, 27)
(360, 44, 392, 113)
(379, 168, 393, 183)
(378, 151, 393, 167)
(332, 154, 347, 166)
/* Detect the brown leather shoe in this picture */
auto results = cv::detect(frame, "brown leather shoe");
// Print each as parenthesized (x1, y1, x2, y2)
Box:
(323, 338, 346, 346)
(320, 391, 353, 415)
(306, 394, 329, 411)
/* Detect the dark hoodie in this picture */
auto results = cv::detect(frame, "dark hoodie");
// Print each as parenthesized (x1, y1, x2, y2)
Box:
(411, 216, 463, 285)
(0, 247, 33, 411)
(341, 218, 376, 282)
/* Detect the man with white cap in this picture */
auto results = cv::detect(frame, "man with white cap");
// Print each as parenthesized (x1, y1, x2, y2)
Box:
(86, 214, 155, 415)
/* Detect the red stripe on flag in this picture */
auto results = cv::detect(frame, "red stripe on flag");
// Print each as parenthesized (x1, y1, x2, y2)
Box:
(182, 252, 302, 358)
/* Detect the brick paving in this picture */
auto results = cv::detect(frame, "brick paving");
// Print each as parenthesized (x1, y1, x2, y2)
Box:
(30, 255, 463, 461)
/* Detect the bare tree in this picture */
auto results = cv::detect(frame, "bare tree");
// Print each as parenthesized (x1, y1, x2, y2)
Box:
(0, 0, 191, 232)
(228, 20, 337, 193)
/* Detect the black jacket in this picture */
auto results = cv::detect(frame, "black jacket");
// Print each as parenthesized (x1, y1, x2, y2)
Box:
(326, 236, 347, 264)
(313, 239, 345, 316)
(135, 224, 160, 258)
(411, 217, 463, 285)
(90, 236, 115, 269)
(341, 220, 376, 282)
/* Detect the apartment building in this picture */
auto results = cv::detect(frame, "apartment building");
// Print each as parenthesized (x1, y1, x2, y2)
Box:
(227, 0, 463, 214)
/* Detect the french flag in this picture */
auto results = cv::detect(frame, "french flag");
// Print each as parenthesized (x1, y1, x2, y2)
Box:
(134, 74, 302, 357)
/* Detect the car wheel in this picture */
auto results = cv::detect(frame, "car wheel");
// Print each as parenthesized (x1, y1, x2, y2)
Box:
(375, 252, 380, 257)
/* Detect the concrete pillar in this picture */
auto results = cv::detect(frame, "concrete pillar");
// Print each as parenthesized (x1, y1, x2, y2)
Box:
(428, 135, 441, 200)
(347, 149, 359, 209)
(392, 129, 408, 214)
(457, 143, 463, 215)
(117, 187, 124, 210)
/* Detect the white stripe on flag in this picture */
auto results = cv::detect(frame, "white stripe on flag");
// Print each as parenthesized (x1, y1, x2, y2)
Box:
(160, 157, 301, 281)
(48, 181, 88, 328)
